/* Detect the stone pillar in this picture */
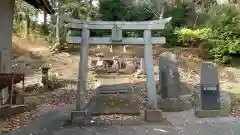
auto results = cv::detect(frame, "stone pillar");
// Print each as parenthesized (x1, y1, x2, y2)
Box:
(143, 29, 157, 109)
(0, 0, 15, 104)
(0, 0, 14, 73)
(76, 25, 89, 110)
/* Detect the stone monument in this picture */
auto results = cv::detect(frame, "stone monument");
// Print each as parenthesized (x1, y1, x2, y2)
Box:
(158, 51, 181, 98)
(158, 51, 192, 112)
(122, 58, 135, 74)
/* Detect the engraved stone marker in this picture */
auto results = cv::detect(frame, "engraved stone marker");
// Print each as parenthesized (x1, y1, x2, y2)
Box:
(158, 52, 192, 112)
(200, 61, 220, 110)
(158, 51, 181, 98)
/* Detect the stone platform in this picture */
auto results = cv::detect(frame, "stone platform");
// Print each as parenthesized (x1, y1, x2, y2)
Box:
(194, 90, 230, 118)
(158, 96, 193, 112)
(144, 109, 165, 122)
(194, 107, 227, 118)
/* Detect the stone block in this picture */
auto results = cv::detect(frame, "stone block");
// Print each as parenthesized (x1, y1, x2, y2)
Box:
(71, 110, 86, 121)
(219, 91, 230, 117)
(159, 97, 192, 112)
(121, 59, 135, 74)
(9, 105, 27, 115)
(144, 109, 164, 122)
(195, 107, 222, 118)
(0, 105, 11, 117)
(0, 105, 27, 118)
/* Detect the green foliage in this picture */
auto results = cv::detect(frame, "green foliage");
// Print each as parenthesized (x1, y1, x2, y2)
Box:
(205, 4, 240, 64)
(61, 1, 99, 20)
(12, 0, 240, 65)
(13, 0, 38, 35)
(174, 28, 210, 47)
(159, 2, 196, 47)
(164, 3, 194, 27)
(98, 0, 157, 38)
(99, 0, 128, 21)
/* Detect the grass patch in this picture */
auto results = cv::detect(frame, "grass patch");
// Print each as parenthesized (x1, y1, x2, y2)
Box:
(104, 97, 129, 108)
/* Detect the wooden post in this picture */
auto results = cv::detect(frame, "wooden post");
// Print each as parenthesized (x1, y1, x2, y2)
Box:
(144, 29, 157, 109)
(10, 74, 14, 105)
(76, 24, 90, 110)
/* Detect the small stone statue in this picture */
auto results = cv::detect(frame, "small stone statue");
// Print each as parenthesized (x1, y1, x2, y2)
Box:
(112, 56, 120, 72)
(96, 53, 105, 67)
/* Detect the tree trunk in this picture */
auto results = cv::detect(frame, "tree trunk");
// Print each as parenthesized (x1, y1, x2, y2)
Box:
(27, 16, 30, 37)
(24, 15, 30, 38)
(43, 11, 48, 34)
(51, 0, 60, 51)
(44, 11, 47, 25)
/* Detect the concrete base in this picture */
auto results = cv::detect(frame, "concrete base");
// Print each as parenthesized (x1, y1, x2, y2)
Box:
(159, 97, 192, 112)
(194, 107, 229, 118)
(71, 110, 86, 121)
(144, 109, 164, 122)
(194, 90, 230, 118)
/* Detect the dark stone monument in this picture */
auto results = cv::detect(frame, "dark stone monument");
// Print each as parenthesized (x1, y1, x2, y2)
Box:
(194, 61, 230, 118)
(200, 61, 220, 110)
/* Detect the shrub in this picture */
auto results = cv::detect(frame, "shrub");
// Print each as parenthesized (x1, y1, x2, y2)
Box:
(206, 4, 240, 64)
(174, 28, 210, 47)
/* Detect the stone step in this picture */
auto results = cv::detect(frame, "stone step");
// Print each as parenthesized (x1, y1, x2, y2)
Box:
(96, 83, 134, 91)
(97, 90, 129, 95)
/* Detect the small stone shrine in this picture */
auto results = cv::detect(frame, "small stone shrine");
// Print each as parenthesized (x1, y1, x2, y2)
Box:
(194, 61, 230, 118)
(158, 52, 191, 112)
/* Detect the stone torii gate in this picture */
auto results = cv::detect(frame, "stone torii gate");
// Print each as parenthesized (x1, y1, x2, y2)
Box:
(65, 17, 171, 116)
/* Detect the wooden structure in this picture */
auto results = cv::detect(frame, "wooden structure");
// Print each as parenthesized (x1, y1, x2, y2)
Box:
(0, 0, 54, 104)
(24, 0, 55, 14)
(65, 17, 171, 111)
(0, 73, 24, 105)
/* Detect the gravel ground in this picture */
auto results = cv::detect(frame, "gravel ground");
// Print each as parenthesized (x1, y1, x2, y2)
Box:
(3, 81, 240, 135)
(4, 107, 240, 135)
(7, 42, 240, 135)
